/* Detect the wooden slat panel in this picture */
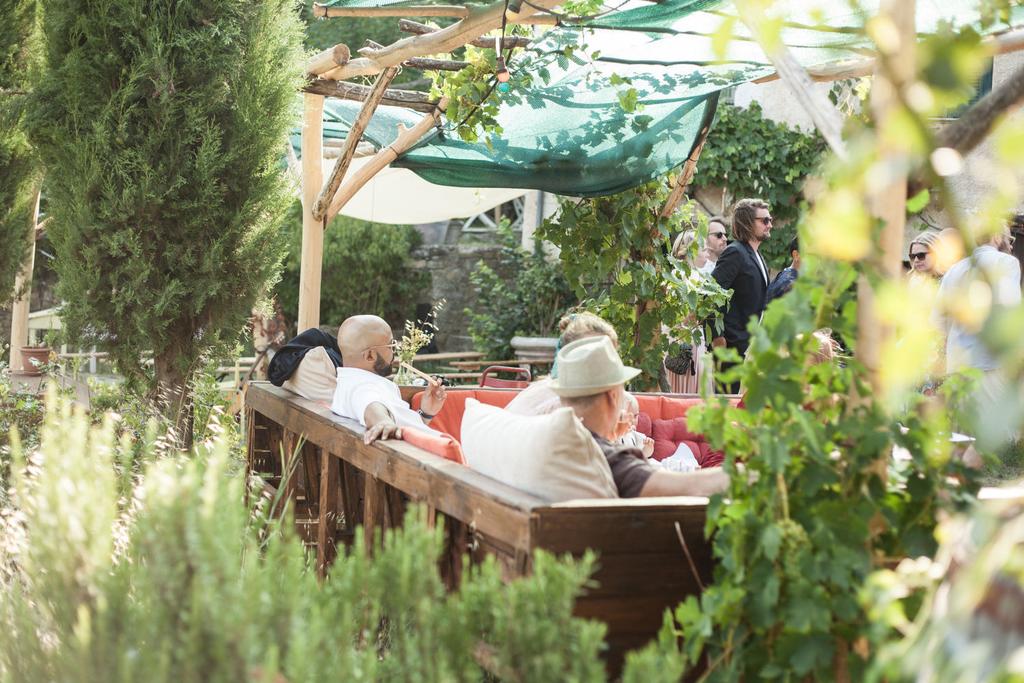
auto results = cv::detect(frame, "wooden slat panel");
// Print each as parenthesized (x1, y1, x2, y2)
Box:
(531, 504, 710, 555)
(317, 448, 340, 577)
(247, 383, 543, 550)
(339, 460, 363, 536)
(586, 552, 707, 599)
(363, 475, 386, 553)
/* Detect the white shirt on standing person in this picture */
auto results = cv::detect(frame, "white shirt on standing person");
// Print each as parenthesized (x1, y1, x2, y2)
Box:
(936, 241, 1021, 373)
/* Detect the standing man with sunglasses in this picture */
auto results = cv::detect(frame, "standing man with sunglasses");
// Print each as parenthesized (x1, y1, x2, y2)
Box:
(709, 198, 773, 393)
(698, 216, 730, 275)
(331, 314, 447, 444)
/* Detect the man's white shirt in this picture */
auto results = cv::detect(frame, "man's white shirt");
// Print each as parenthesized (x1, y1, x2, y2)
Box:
(331, 367, 438, 433)
(936, 245, 1022, 373)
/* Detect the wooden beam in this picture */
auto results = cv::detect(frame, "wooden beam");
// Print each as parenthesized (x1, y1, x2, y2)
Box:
(327, 98, 449, 221)
(315, 3, 470, 18)
(360, 40, 468, 71)
(660, 94, 719, 218)
(304, 78, 437, 112)
(752, 26, 1024, 86)
(858, 0, 916, 401)
(398, 19, 531, 49)
(298, 93, 325, 332)
(306, 43, 350, 76)
(321, 0, 563, 81)
(8, 189, 39, 373)
(507, 12, 558, 25)
(934, 59, 1024, 158)
(323, 141, 377, 159)
(737, 0, 847, 159)
(313, 66, 399, 221)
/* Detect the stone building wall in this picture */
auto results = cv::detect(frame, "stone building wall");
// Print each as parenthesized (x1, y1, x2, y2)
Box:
(409, 243, 512, 351)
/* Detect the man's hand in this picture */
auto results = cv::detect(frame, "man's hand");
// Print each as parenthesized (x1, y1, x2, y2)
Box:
(364, 421, 402, 445)
(641, 436, 655, 459)
(711, 336, 726, 349)
(420, 375, 447, 417)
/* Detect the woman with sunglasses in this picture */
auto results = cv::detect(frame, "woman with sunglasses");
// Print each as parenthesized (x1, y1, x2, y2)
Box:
(908, 230, 941, 280)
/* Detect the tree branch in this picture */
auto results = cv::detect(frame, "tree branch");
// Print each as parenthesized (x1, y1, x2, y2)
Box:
(907, 59, 1024, 196)
(319, 0, 563, 81)
(303, 78, 438, 112)
(313, 66, 399, 221)
(398, 18, 531, 49)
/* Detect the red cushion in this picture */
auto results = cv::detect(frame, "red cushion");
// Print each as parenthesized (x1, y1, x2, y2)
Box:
(635, 413, 652, 437)
(400, 427, 466, 464)
(410, 389, 519, 442)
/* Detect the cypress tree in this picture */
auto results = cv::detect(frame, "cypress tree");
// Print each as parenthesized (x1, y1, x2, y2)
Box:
(0, 0, 40, 305)
(26, 0, 304, 442)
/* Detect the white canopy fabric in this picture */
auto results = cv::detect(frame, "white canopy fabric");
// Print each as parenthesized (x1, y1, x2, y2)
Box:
(323, 157, 525, 225)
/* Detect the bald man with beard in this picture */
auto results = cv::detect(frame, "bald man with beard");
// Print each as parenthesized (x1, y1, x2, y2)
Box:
(330, 314, 447, 444)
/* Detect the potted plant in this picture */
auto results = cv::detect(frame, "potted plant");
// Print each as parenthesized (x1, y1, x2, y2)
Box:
(19, 329, 53, 377)
(393, 301, 445, 394)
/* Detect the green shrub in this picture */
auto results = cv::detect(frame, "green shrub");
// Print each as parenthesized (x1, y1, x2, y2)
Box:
(465, 228, 577, 358)
(275, 202, 430, 331)
(0, 398, 614, 683)
(25, 0, 304, 441)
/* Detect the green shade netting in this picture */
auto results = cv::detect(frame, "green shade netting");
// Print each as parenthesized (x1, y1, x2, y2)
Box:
(314, 0, 1024, 196)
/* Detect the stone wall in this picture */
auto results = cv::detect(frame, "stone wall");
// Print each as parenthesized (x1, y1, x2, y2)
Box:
(409, 243, 512, 352)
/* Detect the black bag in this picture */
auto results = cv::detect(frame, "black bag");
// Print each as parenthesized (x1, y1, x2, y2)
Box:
(664, 342, 694, 376)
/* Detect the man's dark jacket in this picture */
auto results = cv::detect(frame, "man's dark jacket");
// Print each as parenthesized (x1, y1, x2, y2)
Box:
(710, 241, 769, 354)
(268, 328, 343, 386)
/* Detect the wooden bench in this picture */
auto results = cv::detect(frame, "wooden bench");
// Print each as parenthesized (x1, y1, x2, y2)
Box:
(245, 382, 713, 671)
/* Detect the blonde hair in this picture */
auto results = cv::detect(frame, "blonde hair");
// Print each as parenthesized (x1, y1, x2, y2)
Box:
(672, 230, 696, 260)
(558, 312, 618, 346)
(908, 230, 940, 258)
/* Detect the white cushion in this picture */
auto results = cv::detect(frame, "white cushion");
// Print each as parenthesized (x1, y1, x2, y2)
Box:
(282, 347, 337, 403)
(460, 399, 617, 502)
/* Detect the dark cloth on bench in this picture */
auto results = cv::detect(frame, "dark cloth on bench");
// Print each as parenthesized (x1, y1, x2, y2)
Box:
(268, 328, 343, 386)
(592, 433, 656, 498)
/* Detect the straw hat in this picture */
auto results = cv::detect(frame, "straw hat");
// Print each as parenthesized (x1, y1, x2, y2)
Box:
(549, 336, 641, 397)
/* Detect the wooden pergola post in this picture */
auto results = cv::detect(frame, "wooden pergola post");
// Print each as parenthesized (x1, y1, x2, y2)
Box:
(8, 190, 40, 373)
(298, 93, 325, 332)
(858, 0, 915, 396)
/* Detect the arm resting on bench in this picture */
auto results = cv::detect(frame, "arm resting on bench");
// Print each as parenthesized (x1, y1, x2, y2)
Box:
(640, 467, 729, 498)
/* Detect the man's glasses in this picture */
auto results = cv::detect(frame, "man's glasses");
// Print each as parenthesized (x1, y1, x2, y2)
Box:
(710, 232, 726, 239)
(756, 216, 773, 225)
(362, 340, 399, 353)
(909, 251, 929, 261)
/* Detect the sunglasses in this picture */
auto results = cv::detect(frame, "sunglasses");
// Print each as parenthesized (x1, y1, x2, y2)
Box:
(710, 232, 726, 239)
(909, 252, 929, 261)
(756, 216, 774, 225)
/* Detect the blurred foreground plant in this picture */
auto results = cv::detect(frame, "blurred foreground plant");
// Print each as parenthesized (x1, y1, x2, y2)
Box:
(0, 396, 614, 683)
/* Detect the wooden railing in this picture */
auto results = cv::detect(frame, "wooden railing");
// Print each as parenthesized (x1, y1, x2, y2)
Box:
(245, 382, 714, 671)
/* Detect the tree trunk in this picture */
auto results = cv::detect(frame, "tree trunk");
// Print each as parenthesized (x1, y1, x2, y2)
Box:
(153, 353, 194, 451)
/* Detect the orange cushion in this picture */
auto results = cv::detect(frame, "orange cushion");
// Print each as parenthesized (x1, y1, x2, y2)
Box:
(410, 389, 518, 442)
(400, 427, 466, 465)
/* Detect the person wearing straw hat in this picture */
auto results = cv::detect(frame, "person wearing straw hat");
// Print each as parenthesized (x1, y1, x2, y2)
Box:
(331, 314, 447, 444)
(551, 336, 729, 498)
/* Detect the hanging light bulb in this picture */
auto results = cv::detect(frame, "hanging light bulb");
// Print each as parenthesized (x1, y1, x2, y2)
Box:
(494, 34, 511, 91)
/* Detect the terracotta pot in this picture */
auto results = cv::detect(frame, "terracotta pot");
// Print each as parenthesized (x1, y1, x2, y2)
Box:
(19, 346, 51, 376)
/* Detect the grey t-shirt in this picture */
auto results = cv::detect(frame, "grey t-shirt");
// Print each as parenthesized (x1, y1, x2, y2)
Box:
(591, 433, 655, 498)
